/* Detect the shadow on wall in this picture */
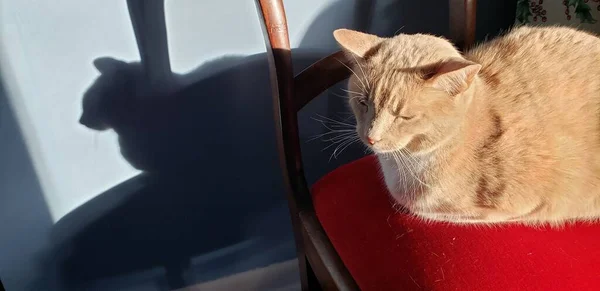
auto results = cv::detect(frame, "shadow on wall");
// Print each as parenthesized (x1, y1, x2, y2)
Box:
(14, 0, 518, 290)
(47, 1, 375, 290)
(56, 51, 338, 290)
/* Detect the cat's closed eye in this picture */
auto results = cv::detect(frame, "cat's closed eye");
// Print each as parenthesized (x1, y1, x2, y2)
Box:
(358, 98, 369, 110)
(400, 115, 415, 120)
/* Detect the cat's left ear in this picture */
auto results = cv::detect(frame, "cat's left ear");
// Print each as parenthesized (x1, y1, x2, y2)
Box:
(93, 57, 127, 74)
(333, 29, 382, 58)
(426, 58, 481, 96)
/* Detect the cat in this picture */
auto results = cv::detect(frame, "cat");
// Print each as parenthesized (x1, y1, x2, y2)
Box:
(333, 26, 600, 224)
(79, 56, 243, 131)
(78, 55, 247, 172)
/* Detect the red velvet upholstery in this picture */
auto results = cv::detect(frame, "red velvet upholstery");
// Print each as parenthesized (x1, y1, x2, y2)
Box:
(312, 155, 600, 291)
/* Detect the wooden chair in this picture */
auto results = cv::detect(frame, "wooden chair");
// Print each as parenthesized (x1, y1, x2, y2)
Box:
(254, 0, 477, 290)
(254, 1, 600, 291)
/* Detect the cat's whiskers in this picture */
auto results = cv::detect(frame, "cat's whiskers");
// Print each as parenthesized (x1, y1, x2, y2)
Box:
(323, 132, 357, 144)
(340, 88, 366, 97)
(349, 53, 371, 91)
(335, 58, 369, 93)
(391, 151, 417, 201)
(401, 148, 432, 178)
(329, 136, 361, 161)
(393, 25, 406, 36)
(318, 130, 360, 160)
(311, 129, 357, 147)
(311, 119, 352, 132)
(396, 150, 431, 189)
(339, 88, 366, 105)
(330, 92, 349, 99)
(322, 134, 357, 151)
(311, 113, 362, 161)
(330, 92, 361, 101)
(332, 93, 363, 104)
(307, 129, 355, 142)
(335, 111, 357, 122)
(388, 152, 408, 195)
(314, 114, 356, 128)
(403, 152, 423, 194)
(352, 81, 368, 95)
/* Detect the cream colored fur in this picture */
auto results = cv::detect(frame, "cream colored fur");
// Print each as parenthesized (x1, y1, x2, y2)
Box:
(334, 26, 600, 225)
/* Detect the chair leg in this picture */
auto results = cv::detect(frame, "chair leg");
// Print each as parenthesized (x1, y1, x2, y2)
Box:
(299, 254, 322, 291)
(305, 256, 323, 291)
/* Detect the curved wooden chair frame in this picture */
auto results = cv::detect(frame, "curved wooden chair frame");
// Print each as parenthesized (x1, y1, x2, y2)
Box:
(254, 0, 477, 289)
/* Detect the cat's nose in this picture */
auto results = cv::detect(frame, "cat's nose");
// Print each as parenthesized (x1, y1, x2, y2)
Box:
(367, 137, 378, 145)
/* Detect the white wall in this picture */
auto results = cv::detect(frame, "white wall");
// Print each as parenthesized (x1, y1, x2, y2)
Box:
(0, 0, 356, 222)
(1, 1, 142, 222)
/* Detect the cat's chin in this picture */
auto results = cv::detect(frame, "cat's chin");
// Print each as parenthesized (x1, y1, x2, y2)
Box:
(371, 148, 402, 154)
(368, 141, 414, 155)
(377, 147, 436, 157)
(371, 146, 414, 155)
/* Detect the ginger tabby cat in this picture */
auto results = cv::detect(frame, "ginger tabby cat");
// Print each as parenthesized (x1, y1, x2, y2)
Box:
(333, 26, 600, 224)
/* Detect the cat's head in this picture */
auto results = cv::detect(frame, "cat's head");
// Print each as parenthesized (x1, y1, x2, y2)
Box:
(334, 29, 481, 155)
(79, 57, 143, 131)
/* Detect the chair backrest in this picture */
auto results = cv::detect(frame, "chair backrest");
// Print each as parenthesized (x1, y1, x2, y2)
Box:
(254, 0, 477, 214)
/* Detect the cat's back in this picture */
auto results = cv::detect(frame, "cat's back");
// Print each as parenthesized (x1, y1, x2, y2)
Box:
(466, 26, 600, 94)
(458, 27, 600, 218)
(465, 25, 600, 127)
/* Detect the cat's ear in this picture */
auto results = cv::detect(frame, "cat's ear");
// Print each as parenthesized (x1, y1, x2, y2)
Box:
(333, 29, 382, 58)
(93, 57, 127, 74)
(426, 58, 481, 96)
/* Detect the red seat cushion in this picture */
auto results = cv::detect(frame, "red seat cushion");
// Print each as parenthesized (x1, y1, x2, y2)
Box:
(312, 155, 600, 291)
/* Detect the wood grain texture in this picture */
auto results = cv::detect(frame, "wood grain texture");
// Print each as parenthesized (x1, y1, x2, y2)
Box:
(254, 1, 322, 290)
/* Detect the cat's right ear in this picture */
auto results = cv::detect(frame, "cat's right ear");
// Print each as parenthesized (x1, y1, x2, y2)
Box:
(426, 58, 481, 96)
(93, 57, 127, 74)
(333, 29, 382, 58)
